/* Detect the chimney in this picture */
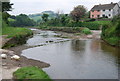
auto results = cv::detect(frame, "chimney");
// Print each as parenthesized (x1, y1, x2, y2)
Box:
(111, 2, 113, 4)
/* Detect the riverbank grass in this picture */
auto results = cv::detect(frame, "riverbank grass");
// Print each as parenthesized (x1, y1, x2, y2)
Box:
(13, 66, 51, 81)
(101, 15, 120, 47)
(2, 27, 33, 38)
(2, 27, 33, 48)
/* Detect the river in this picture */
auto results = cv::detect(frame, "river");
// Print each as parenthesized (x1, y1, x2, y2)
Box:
(21, 29, 119, 79)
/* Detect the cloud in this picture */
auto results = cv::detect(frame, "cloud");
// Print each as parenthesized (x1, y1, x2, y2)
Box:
(9, 0, 120, 15)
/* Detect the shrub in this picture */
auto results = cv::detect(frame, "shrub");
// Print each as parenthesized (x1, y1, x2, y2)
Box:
(112, 15, 120, 25)
(81, 28, 92, 35)
(105, 37, 120, 46)
(101, 15, 120, 47)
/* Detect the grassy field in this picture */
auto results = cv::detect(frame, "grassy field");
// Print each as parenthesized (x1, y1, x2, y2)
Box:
(13, 66, 51, 80)
(1, 21, 32, 38)
(2, 27, 33, 38)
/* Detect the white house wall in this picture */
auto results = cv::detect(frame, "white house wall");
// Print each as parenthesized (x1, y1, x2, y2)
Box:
(100, 9, 113, 18)
(113, 4, 119, 16)
(118, 1, 120, 14)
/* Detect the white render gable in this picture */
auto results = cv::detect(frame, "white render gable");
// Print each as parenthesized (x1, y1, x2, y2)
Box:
(100, 9, 113, 18)
(118, 1, 120, 14)
(100, 3, 120, 18)
(113, 3, 120, 16)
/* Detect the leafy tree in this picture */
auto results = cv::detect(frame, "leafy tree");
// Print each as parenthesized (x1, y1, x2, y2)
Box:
(2, 2, 13, 12)
(1, 1, 13, 25)
(9, 14, 36, 27)
(2, 12, 10, 24)
(60, 14, 71, 26)
(42, 14, 49, 22)
(70, 5, 87, 22)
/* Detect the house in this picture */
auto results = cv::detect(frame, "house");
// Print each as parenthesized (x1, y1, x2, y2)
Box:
(90, 2, 120, 19)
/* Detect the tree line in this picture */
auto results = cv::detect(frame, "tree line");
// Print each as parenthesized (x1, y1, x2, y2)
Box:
(39, 5, 91, 27)
(9, 14, 36, 27)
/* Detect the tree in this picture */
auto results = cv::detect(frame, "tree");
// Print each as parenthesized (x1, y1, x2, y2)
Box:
(2, 2, 13, 12)
(2, 12, 10, 24)
(70, 5, 87, 22)
(42, 14, 49, 22)
(1, 1, 13, 25)
(9, 14, 36, 27)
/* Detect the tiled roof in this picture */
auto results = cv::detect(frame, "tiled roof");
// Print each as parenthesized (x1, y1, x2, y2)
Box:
(91, 3, 117, 11)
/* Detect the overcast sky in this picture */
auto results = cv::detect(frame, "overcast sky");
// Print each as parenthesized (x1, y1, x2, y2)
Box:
(9, 0, 119, 15)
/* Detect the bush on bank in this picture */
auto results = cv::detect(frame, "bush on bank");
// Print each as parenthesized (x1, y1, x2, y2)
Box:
(101, 15, 120, 47)
(13, 66, 52, 81)
(81, 28, 92, 35)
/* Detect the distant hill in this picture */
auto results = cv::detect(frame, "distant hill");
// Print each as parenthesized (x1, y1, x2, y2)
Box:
(28, 11, 57, 22)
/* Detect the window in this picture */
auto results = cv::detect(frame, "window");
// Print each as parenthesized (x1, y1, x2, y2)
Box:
(102, 14, 105, 17)
(109, 14, 111, 16)
(109, 9, 111, 11)
(92, 10, 94, 12)
(103, 10, 105, 11)
(92, 15, 94, 17)
(97, 15, 100, 18)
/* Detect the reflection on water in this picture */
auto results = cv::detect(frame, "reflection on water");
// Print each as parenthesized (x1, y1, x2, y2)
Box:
(71, 40, 85, 51)
(22, 29, 119, 79)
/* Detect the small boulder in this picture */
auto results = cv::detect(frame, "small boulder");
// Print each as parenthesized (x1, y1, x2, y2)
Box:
(11, 55, 20, 61)
(1, 54, 7, 59)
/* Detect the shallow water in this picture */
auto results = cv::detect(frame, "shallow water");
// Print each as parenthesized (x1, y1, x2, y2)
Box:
(22, 29, 119, 79)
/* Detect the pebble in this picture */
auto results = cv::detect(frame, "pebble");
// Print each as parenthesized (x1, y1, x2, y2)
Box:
(1, 54, 7, 59)
(2, 63, 7, 66)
